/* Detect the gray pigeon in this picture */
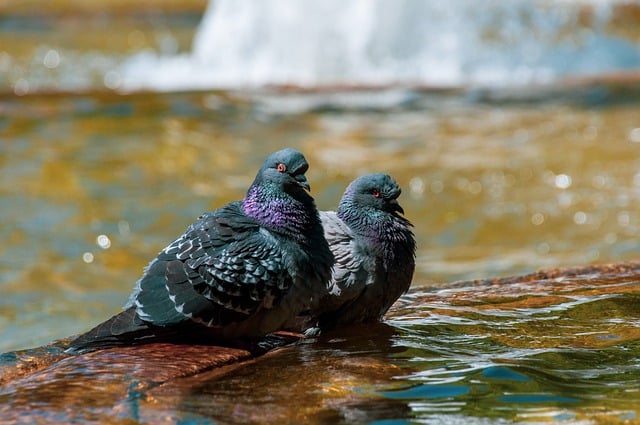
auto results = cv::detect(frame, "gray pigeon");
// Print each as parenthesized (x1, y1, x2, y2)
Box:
(67, 148, 333, 353)
(306, 173, 415, 331)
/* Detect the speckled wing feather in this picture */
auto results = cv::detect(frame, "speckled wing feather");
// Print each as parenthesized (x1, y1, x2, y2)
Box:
(68, 202, 294, 352)
(318, 211, 369, 311)
(135, 202, 293, 328)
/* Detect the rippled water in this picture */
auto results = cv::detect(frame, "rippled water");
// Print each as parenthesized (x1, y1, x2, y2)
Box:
(3, 88, 640, 352)
(1, 265, 639, 424)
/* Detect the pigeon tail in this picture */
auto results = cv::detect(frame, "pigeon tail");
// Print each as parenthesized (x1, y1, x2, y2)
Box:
(66, 307, 176, 354)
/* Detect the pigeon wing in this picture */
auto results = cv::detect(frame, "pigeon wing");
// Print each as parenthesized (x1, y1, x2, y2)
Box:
(319, 211, 369, 309)
(134, 202, 293, 328)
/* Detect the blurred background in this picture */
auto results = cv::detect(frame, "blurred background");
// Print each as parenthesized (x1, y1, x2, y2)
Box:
(1, 0, 640, 352)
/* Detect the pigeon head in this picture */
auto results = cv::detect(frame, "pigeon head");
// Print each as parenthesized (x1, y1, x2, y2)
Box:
(340, 173, 405, 217)
(255, 148, 311, 194)
(243, 148, 320, 237)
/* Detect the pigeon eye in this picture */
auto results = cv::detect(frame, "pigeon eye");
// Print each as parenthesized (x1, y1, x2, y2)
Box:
(372, 189, 381, 198)
(277, 163, 287, 173)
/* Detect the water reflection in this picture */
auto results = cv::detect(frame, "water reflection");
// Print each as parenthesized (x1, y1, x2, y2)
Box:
(149, 323, 410, 424)
(3, 89, 640, 352)
(1, 264, 639, 423)
(383, 272, 640, 422)
(167, 271, 636, 423)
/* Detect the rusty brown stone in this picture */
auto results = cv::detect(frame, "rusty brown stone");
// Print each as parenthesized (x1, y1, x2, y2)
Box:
(2, 261, 640, 390)
(0, 332, 303, 388)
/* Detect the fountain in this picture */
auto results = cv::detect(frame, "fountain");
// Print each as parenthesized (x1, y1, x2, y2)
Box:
(121, 0, 640, 91)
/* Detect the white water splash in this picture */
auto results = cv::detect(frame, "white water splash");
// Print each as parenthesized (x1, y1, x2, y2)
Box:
(120, 0, 640, 91)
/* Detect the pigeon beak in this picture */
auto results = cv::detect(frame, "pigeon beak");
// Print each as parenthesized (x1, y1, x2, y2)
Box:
(388, 199, 404, 215)
(296, 174, 311, 191)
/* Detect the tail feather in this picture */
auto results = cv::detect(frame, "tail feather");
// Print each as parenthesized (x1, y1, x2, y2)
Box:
(66, 307, 181, 354)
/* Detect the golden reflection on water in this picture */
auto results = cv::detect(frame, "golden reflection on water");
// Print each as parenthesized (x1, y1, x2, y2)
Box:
(1, 264, 639, 424)
(137, 324, 412, 424)
(309, 99, 640, 281)
(2, 89, 640, 352)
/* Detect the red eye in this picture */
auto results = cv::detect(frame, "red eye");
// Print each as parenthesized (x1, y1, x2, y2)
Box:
(277, 163, 286, 173)
(372, 189, 381, 198)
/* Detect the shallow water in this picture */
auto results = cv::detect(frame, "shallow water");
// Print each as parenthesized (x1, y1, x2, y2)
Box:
(2, 2, 640, 423)
(2, 88, 640, 354)
(1, 265, 639, 424)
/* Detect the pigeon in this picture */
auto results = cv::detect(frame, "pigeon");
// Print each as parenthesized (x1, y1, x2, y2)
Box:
(67, 148, 333, 353)
(304, 173, 415, 332)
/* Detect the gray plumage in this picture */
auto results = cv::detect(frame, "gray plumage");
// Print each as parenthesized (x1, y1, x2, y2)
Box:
(308, 173, 415, 331)
(67, 148, 333, 353)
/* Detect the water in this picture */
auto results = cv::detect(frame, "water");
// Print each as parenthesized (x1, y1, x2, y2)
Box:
(2, 88, 640, 352)
(2, 1, 640, 93)
(153, 267, 640, 424)
(1, 1, 640, 423)
(2, 265, 639, 423)
(121, 0, 640, 91)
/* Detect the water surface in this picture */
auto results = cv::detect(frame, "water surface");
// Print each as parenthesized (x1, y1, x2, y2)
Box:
(1, 2, 640, 423)
(3, 87, 640, 352)
(1, 265, 639, 424)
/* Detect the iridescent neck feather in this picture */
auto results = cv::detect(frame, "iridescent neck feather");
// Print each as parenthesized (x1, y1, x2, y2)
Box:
(242, 183, 316, 240)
